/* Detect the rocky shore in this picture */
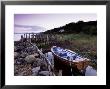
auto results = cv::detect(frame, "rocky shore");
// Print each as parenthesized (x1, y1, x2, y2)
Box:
(14, 41, 54, 76)
(14, 41, 97, 76)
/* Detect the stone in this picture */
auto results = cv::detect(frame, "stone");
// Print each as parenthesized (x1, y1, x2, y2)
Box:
(16, 64, 32, 76)
(32, 58, 42, 67)
(14, 60, 16, 64)
(58, 70, 62, 76)
(46, 52, 54, 65)
(24, 55, 36, 63)
(85, 66, 97, 76)
(36, 58, 42, 61)
(32, 66, 40, 76)
(16, 58, 26, 64)
(14, 46, 17, 52)
(36, 58, 42, 66)
(16, 61, 21, 65)
(38, 71, 50, 76)
(14, 52, 19, 59)
(32, 61, 38, 68)
(20, 52, 27, 58)
(33, 53, 39, 58)
(40, 63, 48, 71)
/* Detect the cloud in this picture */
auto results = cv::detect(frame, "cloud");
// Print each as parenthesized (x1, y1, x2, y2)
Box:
(14, 24, 46, 33)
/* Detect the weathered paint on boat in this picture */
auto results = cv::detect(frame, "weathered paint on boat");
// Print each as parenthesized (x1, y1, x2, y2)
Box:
(51, 46, 90, 70)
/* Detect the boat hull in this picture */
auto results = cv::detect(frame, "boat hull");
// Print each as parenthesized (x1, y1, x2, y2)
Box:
(51, 46, 90, 71)
(53, 53, 90, 71)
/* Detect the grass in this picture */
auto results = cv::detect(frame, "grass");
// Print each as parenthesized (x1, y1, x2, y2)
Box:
(57, 33, 97, 69)
(57, 33, 97, 57)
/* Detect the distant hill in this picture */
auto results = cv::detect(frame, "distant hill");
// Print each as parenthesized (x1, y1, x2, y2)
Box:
(43, 21, 97, 35)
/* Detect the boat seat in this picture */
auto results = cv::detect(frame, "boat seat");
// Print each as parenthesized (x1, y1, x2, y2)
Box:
(73, 55, 77, 60)
(59, 52, 67, 57)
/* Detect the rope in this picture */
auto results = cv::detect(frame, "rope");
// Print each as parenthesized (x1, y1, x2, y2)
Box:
(28, 41, 55, 76)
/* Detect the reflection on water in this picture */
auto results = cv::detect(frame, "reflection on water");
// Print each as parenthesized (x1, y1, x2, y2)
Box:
(14, 32, 41, 41)
(14, 33, 33, 41)
(14, 34, 22, 41)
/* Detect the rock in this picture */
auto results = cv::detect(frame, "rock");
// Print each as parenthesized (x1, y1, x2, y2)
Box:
(14, 65, 18, 69)
(14, 52, 19, 59)
(32, 58, 42, 67)
(85, 66, 97, 76)
(49, 72, 53, 76)
(36, 58, 41, 61)
(14, 60, 16, 64)
(32, 66, 40, 76)
(19, 70, 32, 76)
(24, 55, 36, 63)
(20, 52, 27, 58)
(33, 53, 39, 58)
(14, 46, 17, 52)
(32, 73, 37, 76)
(40, 63, 48, 71)
(46, 52, 54, 65)
(32, 61, 38, 67)
(38, 71, 50, 76)
(15, 46, 22, 52)
(33, 58, 47, 69)
(33, 61, 40, 67)
(16, 64, 32, 76)
(58, 70, 62, 76)
(18, 71, 25, 76)
(25, 46, 37, 54)
(15, 58, 26, 64)
(14, 65, 19, 75)
(16, 61, 21, 65)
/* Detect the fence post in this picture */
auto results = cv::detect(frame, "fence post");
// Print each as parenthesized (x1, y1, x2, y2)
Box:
(26, 33, 27, 41)
(21, 35, 23, 42)
(24, 34, 25, 38)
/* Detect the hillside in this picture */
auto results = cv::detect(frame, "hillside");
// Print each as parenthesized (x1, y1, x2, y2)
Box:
(44, 21, 97, 35)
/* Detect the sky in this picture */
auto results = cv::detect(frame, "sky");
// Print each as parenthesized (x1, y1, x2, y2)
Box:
(14, 14, 97, 34)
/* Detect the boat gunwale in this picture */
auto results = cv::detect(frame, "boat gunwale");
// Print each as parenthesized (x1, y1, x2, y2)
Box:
(51, 46, 90, 63)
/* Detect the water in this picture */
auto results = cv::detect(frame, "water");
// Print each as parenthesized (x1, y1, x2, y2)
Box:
(14, 33, 37, 41)
(14, 34, 23, 41)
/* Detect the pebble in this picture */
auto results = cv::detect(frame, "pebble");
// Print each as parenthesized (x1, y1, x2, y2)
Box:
(32, 66, 40, 76)
(14, 64, 32, 76)
(20, 52, 27, 58)
(14, 52, 19, 59)
(14, 46, 17, 52)
(38, 71, 51, 76)
(40, 63, 48, 71)
(85, 66, 97, 76)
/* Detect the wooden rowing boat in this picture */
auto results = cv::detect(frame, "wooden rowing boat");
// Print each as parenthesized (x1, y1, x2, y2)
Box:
(51, 46, 90, 70)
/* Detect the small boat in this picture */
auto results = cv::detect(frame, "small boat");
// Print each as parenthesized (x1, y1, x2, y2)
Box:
(51, 46, 90, 70)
